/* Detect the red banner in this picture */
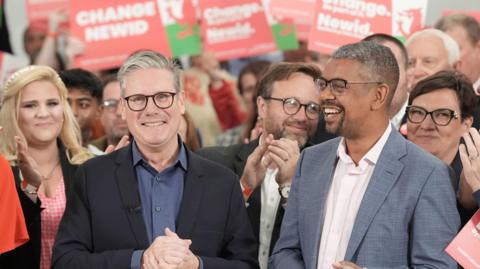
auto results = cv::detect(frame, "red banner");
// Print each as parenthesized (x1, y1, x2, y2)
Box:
(308, 0, 427, 54)
(308, 0, 391, 54)
(199, 0, 276, 60)
(70, 0, 171, 70)
(26, 0, 68, 24)
(268, 0, 315, 41)
(446, 210, 480, 268)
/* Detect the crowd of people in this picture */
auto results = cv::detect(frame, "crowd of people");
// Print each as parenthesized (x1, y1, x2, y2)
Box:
(0, 10, 480, 269)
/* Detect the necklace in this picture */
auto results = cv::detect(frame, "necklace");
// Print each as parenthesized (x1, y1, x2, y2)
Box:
(42, 160, 60, 181)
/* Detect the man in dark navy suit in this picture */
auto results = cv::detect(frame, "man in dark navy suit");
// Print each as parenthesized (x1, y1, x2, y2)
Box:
(52, 50, 258, 269)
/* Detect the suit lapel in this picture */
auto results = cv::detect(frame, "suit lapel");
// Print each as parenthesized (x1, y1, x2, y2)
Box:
(114, 145, 149, 248)
(308, 141, 340, 265)
(176, 151, 205, 239)
(233, 139, 258, 176)
(344, 131, 406, 260)
(235, 140, 261, 241)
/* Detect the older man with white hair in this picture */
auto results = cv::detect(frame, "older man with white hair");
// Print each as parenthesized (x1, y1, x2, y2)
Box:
(406, 28, 460, 87)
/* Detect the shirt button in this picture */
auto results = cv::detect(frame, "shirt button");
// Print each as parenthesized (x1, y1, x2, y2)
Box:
(155, 206, 161, 212)
(155, 176, 161, 182)
(266, 224, 271, 229)
(262, 251, 267, 256)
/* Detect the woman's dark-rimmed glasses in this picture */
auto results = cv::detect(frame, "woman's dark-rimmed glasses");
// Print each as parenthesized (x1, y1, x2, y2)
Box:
(406, 105, 458, 126)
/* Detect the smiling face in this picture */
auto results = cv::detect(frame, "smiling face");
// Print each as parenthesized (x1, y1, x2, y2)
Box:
(257, 72, 320, 147)
(407, 88, 471, 163)
(17, 80, 64, 147)
(407, 35, 452, 87)
(320, 59, 380, 139)
(121, 68, 185, 152)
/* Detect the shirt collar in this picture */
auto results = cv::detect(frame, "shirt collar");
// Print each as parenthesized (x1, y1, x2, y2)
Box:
(337, 124, 392, 167)
(390, 98, 408, 130)
(131, 135, 188, 171)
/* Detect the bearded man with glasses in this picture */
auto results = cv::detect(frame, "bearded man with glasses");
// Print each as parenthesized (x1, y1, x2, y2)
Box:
(197, 62, 322, 269)
(52, 50, 259, 269)
(406, 70, 478, 225)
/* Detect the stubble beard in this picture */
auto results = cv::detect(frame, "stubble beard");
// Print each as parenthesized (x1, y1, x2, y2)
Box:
(325, 112, 345, 137)
(267, 122, 309, 148)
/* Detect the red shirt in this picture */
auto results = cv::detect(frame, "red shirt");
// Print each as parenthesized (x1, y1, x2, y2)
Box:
(209, 80, 247, 131)
(0, 155, 29, 254)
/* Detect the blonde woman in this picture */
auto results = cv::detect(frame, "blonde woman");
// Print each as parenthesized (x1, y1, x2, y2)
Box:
(0, 65, 91, 269)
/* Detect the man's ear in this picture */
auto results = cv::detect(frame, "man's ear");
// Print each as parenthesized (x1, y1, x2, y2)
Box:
(475, 40, 480, 53)
(95, 101, 102, 118)
(453, 59, 463, 72)
(257, 96, 267, 119)
(178, 90, 186, 115)
(371, 84, 389, 111)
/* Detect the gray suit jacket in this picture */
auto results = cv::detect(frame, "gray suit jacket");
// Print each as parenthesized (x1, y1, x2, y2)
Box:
(269, 130, 459, 269)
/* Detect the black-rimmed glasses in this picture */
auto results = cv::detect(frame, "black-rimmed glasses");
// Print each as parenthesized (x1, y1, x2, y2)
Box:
(263, 96, 321, 120)
(315, 77, 382, 96)
(124, 92, 177, 111)
(406, 105, 458, 126)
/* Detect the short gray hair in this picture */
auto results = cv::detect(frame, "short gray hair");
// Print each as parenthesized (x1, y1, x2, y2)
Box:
(118, 50, 182, 96)
(406, 28, 460, 67)
(331, 41, 399, 104)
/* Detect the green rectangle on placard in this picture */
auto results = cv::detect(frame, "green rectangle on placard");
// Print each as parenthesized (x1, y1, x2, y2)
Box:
(166, 23, 202, 57)
(271, 23, 299, 51)
(394, 35, 406, 44)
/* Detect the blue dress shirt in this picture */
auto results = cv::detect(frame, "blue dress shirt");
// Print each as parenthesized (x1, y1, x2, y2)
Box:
(130, 138, 202, 268)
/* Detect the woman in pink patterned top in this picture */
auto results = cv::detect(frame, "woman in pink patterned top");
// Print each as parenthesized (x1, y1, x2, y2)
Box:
(0, 66, 91, 269)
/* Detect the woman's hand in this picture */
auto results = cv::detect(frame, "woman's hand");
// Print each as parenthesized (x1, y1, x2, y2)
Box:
(458, 128, 480, 209)
(15, 136, 43, 187)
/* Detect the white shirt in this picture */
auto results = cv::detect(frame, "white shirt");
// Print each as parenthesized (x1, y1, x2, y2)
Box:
(317, 124, 392, 269)
(87, 144, 105, 156)
(390, 99, 408, 130)
(258, 167, 281, 269)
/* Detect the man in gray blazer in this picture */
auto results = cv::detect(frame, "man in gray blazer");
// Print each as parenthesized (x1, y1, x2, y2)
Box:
(269, 41, 460, 269)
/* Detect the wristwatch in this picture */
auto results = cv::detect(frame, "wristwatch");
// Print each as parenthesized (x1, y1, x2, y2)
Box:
(278, 185, 291, 199)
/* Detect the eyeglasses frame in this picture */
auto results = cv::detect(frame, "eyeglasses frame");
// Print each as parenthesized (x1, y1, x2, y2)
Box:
(263, 96, 321, 120)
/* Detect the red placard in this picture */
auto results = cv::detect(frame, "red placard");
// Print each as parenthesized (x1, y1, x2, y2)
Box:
(308, 0, 392, 54)
(268, 0, 315, 40)
(443, 10, 480, 23)
(446, 210, 480, 268)
(70, 0, 171, 70)
(308, 0, 427, 54)
(26, 0, 69, 24)
(199, 0, 276, 60)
